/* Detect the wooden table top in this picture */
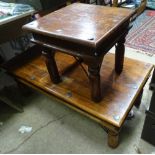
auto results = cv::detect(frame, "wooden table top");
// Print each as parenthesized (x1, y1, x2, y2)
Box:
(23, 3, 135, 48)
(4, 48, 153, 128)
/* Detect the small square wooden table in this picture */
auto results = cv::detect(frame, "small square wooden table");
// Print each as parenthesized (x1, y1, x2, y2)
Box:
(23, 3, 135, 102)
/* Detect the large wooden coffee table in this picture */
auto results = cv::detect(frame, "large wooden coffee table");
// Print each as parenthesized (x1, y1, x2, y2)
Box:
(3, 47, 153, 148)
(23, 3, 135, 102)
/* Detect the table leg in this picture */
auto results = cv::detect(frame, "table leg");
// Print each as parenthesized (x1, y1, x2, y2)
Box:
(42, 49, 61, 84)
(115, 37, 126, 74)
(84, 56, 104, 102)
(108, 130, 119, 148)
(88, 65, 101, 102)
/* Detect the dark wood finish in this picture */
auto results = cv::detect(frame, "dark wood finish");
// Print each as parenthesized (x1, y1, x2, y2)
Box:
(115, 37, 126, 74)
(108, 130, 119, 148)
(83, 56, 104, 102)
(3, 50, 153, 148)
(42, 48, 61, 84)
(88, 63, 102, 102)
(23, 3, 135, 102)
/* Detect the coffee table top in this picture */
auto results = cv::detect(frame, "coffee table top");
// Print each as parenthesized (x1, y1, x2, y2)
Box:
(23, 3, 135, 47)
(4, 50, 153, 127)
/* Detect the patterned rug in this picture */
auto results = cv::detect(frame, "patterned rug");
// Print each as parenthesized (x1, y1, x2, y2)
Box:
(125, 10, 155, 56)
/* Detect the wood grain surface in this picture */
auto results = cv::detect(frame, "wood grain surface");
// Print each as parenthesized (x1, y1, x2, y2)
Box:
(23, 3, 135, 48)
(4, 49, 153, 128)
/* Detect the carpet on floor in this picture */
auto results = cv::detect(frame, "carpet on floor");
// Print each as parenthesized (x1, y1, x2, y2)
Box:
(125, 10, 155, 56)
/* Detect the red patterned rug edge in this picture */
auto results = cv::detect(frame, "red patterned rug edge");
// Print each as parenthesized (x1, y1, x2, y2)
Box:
(125, 44, 155, 57)
(126, 12, 155, 56)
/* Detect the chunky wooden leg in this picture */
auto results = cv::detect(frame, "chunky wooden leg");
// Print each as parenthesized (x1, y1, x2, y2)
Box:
(84, 56, 103, 102)
(115, 37, 126, 74)
(42, 49, 61, 84)
(108, 130, 119, 148)
(88, 65, 102, 102)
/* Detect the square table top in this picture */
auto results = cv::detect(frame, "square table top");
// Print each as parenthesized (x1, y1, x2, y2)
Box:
(23, 3, 135, 48)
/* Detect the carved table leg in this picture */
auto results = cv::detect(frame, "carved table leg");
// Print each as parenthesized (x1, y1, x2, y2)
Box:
(42, 49, 61, 84)
(115, 37, 126, 74)
(88, 65, 101, 102)
(108, 130, 119, 148)
(84, 56, 103, 102)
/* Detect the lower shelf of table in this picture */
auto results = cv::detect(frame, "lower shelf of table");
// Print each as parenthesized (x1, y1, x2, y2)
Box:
(3, 46, 153, 147)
